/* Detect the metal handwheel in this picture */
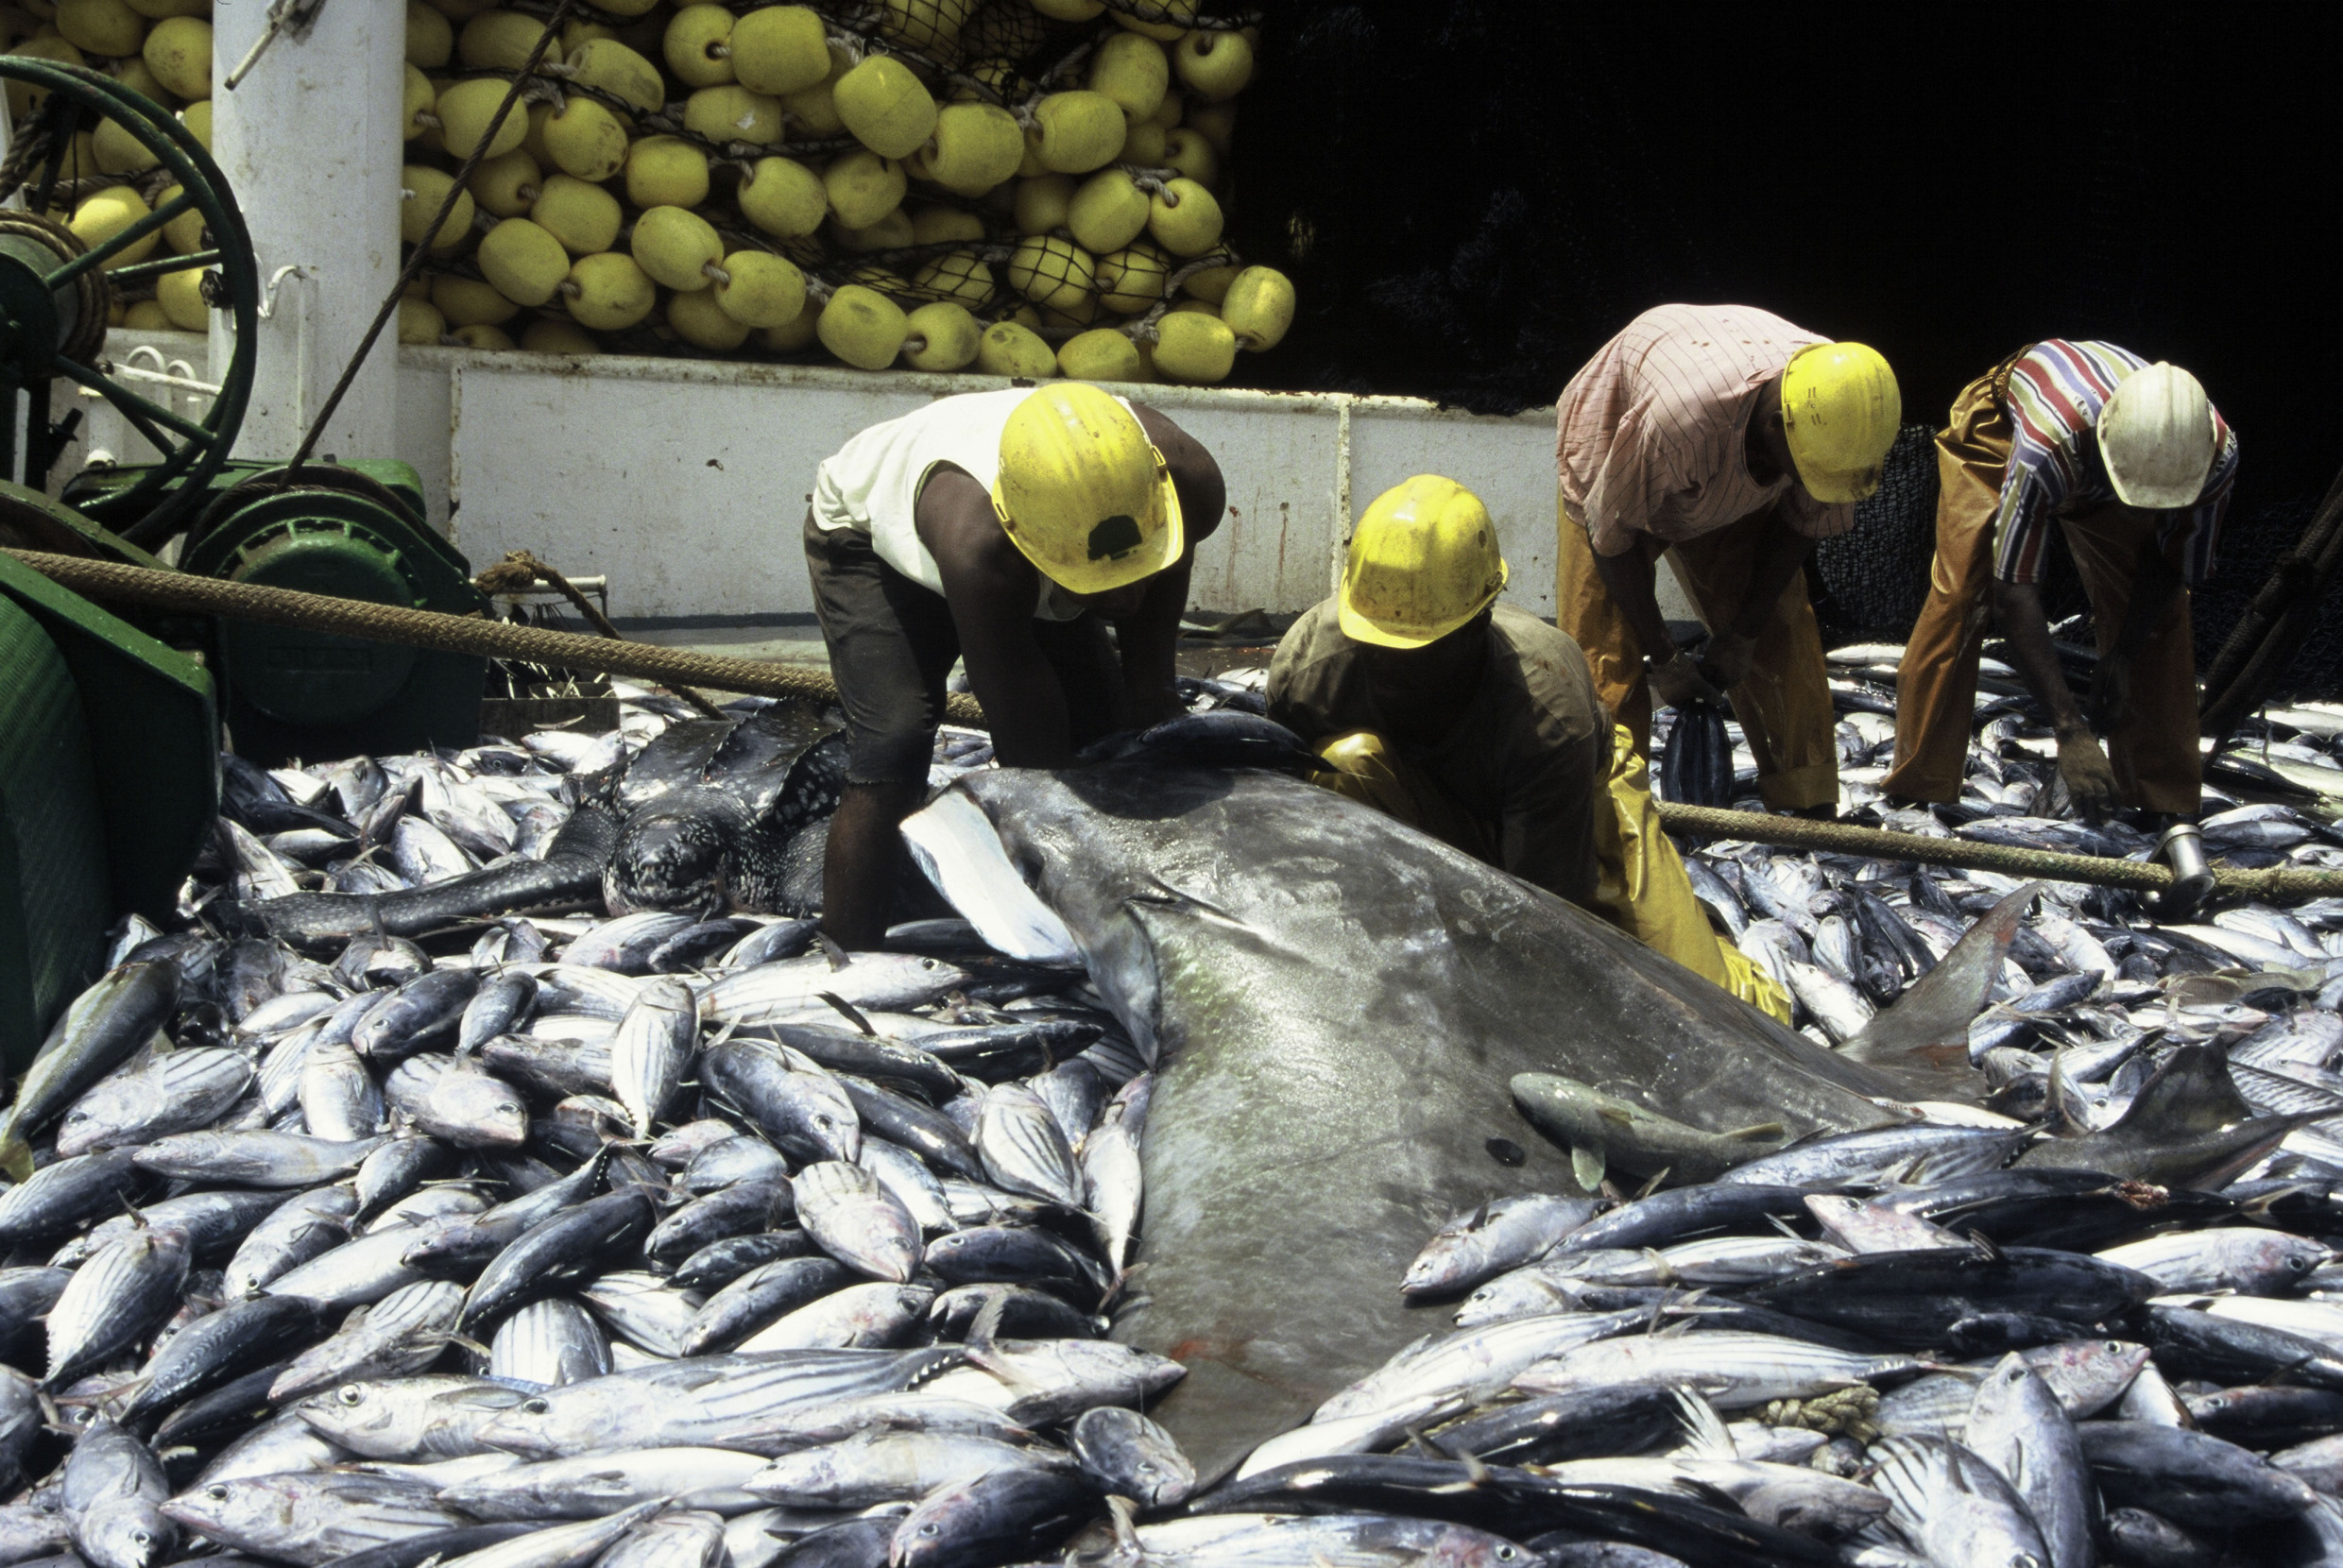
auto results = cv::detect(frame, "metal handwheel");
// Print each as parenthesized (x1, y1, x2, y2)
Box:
(0, 58, 257, 543)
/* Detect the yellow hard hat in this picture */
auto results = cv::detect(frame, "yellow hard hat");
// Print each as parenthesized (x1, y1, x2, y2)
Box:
(1779, 341, 1901, 503)
(990, 383, 1183, 595)
(1338, 475, 1508, 650)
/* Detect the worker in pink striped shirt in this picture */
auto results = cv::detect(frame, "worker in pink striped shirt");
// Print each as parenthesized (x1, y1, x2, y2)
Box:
(1555, 303, 1900, 816)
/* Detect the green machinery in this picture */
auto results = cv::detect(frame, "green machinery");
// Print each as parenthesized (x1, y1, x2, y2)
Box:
(0, 59, 487, 1053)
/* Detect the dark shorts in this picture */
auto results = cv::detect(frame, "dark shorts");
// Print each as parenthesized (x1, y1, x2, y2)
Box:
(803, 513, 1124, 786)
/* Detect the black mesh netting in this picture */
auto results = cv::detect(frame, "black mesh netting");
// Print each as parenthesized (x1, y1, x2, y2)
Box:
(1811, 422, 2096, 647)
(958, 0, 1052, 63)
(1811, 424, 1939, 639)
(2193, 492, 2343, 705)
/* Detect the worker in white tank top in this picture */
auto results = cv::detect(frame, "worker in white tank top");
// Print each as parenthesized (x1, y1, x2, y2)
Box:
(802, 383, 1226, 948)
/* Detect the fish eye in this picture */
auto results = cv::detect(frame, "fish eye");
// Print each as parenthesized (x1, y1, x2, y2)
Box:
(2105, 1341, 2123, 1354)
(522, 1399, 549, 1413)
(337, 1386, 364, 1405)
(918, 1525, 939, 1538)
(132, 1533, 149, 1548)
(204, 1486, 228, 1502)
(1496, 1551, 1518, 1562)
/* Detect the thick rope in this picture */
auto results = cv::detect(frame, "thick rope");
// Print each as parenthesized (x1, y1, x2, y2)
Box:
(4, 547, 986, 724)
(1653, 799, 2343, 902)
(12, 547, 2343, 904)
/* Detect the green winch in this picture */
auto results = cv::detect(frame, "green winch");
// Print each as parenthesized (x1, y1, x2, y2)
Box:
(0, 57, 487, 1051)
(70, 460, 489, 766)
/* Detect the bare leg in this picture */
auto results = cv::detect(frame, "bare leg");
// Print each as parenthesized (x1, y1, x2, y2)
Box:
(820, 780, 928, 950)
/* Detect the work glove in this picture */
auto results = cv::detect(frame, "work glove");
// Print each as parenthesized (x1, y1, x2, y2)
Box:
(1702, 628, 1757, 690)
(2056, 728, 2119, 822)
(1647, 649, 1724, 710)
(2086, 654, 2137, 732)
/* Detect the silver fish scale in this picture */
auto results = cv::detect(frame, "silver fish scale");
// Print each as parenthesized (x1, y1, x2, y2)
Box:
(299, 1041, 385, 1143)
(1870, 1434, 2052, 1568)
(45, 1226, 190, 1386)
(491, 1299, 613, 1387)
(595, 1509, 723, 1568)
(1514, 1331, 1924, 1410)
(294, 1374, 533, 1461)
(974, 1083, 1084, 1207)
(163, 1471, 470, 1564)
(792, 1161, 921, 1284)
(59, 1048, 254, 1156)
(575, 1272, 703, 1360)
(273, 1279, 464, 1402)
(1966, 1354, 2094, 1568)
(610, 980, 696, 1139)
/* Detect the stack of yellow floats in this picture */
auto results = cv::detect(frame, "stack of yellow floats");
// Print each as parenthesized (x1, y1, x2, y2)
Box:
(397, 0, 1291, 382)
(6, 0, 1292, 383)
(2, 0, 216, 332)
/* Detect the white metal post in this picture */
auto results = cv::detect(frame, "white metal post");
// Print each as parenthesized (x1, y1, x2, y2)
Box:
(208, 0, 402, 462)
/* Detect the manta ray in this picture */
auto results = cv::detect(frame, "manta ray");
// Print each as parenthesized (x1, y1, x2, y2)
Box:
(903, 748, 2005, 1480)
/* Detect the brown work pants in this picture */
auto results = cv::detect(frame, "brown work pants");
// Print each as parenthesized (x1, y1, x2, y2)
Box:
(1881, 366, 2201, 812)
(1556, 497, 1839, 812)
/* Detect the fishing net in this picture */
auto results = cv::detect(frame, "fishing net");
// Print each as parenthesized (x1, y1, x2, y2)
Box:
(1811, 421, 2093, 645)
(755, 1, 1256, 340)
(1810, 423, 1937, 641)
(959, 0, 1055, 62)
(1099, 0, 1253, 31)
(864, 0, 983, 60)
(2193, 493, 2343, 705)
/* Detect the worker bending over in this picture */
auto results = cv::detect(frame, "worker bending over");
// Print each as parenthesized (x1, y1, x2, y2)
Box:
(805, 383, 1224, 947)
(1555, 303, 1901, 817)
(1268, 475, 1789, 1020)
(1883, 344, 2234, 822)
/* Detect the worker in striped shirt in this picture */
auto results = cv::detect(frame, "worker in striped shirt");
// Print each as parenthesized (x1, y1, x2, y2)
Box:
(1556, 304, 1901, 817)
(1883, 342, 2235, 821)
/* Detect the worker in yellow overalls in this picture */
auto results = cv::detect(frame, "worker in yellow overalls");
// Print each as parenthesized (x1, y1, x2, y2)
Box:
(1266, 475, 1791, 1021)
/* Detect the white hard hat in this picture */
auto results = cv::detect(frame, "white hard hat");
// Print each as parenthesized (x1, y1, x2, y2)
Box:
(2097, 361, 2216, 510)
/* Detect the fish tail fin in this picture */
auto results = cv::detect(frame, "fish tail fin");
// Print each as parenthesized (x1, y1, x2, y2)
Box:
(0, 1134, 29, 1185)
(1670, 1388, 1736, 1458)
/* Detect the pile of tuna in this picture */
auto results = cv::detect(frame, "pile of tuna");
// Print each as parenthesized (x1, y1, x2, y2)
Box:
(13, 658, 2343, 1568)
(1651, 646, 2343, 1051)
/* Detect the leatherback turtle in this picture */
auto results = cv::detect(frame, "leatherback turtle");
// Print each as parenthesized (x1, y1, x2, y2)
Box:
(236, 701, 844, 949)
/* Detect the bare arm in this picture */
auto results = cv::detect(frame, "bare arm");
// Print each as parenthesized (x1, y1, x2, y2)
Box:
(2089, 537, 2182, 730)
(920, 469, 1078, 768)
(1733, 511, 1816, 639)
(1116, 405, 1227, 725)
(1990, 577, 2087, 733)
(1994, 572, 2118, 818)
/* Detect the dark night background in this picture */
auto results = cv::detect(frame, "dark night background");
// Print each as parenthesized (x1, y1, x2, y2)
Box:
(1223, 3, 2341, 676)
